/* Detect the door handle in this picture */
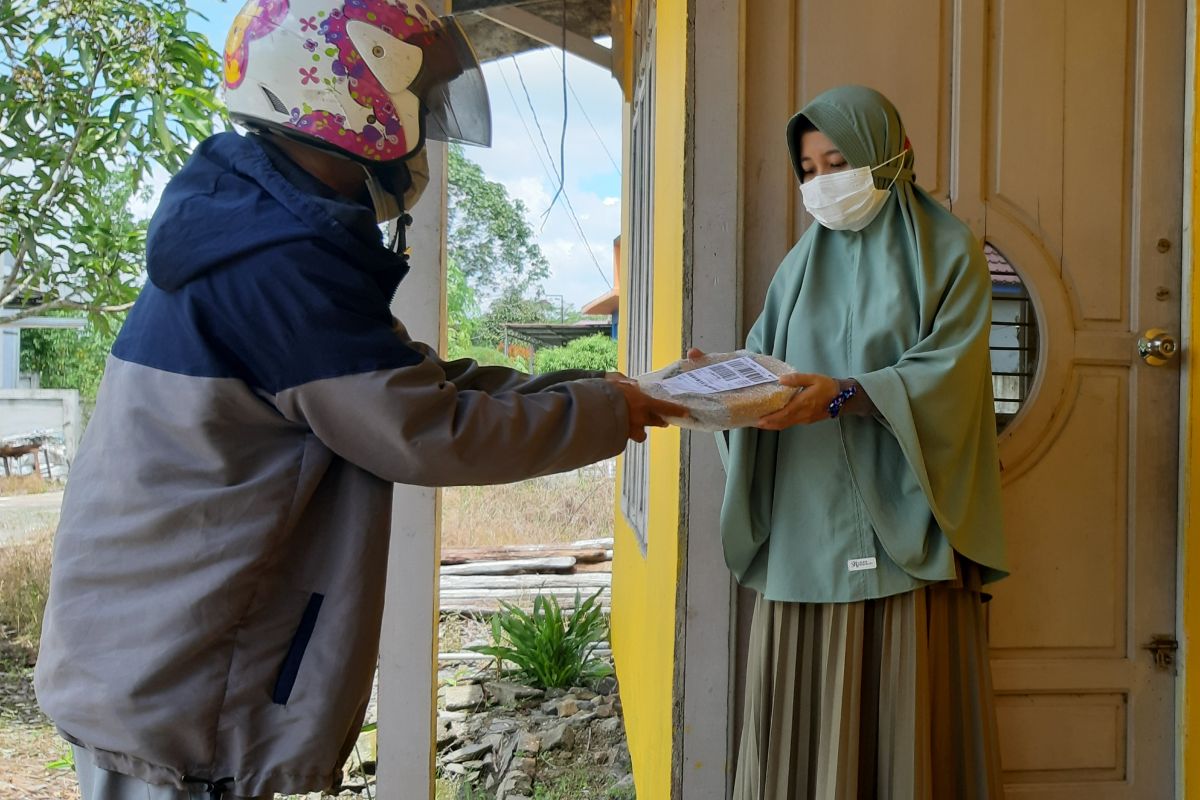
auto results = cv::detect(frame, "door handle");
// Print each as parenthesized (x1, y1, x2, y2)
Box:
(1137, 329, 1178, 366)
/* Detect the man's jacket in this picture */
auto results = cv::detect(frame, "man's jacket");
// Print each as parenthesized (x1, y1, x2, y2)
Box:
(34, 132, 628, 796)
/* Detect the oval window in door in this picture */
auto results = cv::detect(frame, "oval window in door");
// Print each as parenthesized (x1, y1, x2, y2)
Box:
(987, 243, 1041, 433)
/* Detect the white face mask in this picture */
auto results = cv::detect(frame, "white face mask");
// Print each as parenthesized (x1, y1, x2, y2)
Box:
(800, 150, 906, 232)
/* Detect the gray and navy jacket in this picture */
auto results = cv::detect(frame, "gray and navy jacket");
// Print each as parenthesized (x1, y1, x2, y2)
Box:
(34, 132, 628, 797)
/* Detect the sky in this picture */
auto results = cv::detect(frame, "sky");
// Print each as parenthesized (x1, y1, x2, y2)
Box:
(181, 1, 623, 311)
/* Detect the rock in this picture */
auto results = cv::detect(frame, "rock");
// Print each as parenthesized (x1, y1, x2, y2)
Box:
(540, 721, 575, 751)
(436, 718, 457, 750)
(556, 697, 580, 717)
(516, 756, 538, 774)
(442, 740, 493, 764)
(444, 684, 485, 711)
(593, 750, 612, 765)
(568, 686, 597, 700)
(594, 702, 614, 719)
(442, 762, 469, 776)
(487, 719, 520, 734)
(499, 770, 533, 795)
(614, 773, 635, 791)
(485, 680, 544, 706)
(517, 731, 542, 754)
(598, 717, 623, 735)
(595, 676, 618, 695)
(545, 687, 567, 699)
(570, 711, 596, 725)
(540, 698, 560, 715)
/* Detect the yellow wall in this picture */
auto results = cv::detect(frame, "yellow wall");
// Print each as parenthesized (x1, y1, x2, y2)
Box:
(610, 0, 688, 797)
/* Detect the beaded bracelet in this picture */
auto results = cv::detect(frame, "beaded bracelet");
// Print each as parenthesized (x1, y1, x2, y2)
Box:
(827, 383, 858, 419)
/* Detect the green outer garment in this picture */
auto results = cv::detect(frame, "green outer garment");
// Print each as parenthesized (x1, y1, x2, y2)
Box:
(718, 86, 1008, 603)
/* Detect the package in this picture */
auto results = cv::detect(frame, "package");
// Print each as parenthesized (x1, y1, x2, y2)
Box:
(636, 350, 797, 431)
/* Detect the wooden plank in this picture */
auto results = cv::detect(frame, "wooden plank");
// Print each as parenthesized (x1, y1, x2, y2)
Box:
(441, 545, 610, 565)
(572, 561, 615, 574)
(440, 556, 577, 576)
(440, 574, 611, 591)
(438, 649, 612, 663)
(439, 592, 611, 609)
(438, 605, 612, 616)
(476, 6, 612, 71)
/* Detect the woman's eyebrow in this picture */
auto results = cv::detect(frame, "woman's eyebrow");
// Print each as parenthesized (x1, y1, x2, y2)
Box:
(824, 149, 842, 158)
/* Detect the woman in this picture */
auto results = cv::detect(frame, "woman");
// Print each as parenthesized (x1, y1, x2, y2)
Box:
(712, 85, 1008, 798)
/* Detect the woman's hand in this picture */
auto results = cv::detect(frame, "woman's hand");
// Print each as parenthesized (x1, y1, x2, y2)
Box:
(755, 373, 840, 430)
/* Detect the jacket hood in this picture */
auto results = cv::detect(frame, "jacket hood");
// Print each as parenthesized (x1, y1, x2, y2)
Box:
(146, 132, 409, 292)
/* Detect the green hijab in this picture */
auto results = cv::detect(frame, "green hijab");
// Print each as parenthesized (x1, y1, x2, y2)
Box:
(719, 85, 1007, 602)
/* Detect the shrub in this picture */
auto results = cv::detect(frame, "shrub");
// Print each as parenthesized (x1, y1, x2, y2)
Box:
(534, 334, 617, 374)
(470, 590, 612, 690)
(0, 531, 54, 644)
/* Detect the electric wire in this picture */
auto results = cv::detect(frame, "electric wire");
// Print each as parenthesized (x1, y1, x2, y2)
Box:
(506, 58, 612, 289)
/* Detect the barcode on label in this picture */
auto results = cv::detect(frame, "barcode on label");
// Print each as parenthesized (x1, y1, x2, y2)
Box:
(660, 356, 779, 396)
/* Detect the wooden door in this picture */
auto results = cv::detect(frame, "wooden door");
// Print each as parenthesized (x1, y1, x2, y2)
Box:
(739, 0, 1186, 796)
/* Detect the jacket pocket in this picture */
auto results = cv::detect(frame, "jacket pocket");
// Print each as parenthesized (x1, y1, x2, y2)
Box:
(272, 592, 324, 705)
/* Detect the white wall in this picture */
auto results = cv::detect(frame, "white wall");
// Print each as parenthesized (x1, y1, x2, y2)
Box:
(0, 388, 82, 460)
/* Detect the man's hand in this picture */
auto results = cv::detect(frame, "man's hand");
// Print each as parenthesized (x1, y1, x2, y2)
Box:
(611, 381, 690, 442)
(755, 373, 839, 430)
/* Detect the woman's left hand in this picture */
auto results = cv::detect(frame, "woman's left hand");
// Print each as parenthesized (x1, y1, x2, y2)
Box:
(755, 373, 841, 430)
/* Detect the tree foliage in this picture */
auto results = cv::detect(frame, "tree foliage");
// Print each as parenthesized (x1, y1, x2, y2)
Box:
(19, 313, 121, 404)
(448, 144, 550, 297)
(534, 334, 617, 374)
(445, 256, 478, 358)
(0, 0, 224, 324)
(472, 287, 559, 351)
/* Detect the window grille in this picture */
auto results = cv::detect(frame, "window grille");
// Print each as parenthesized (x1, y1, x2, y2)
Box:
(620, 4, 656, 551)
(987, 243, 1040, 431)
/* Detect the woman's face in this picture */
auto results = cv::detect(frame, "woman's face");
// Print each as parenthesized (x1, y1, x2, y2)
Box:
(798, 130, 848, 183)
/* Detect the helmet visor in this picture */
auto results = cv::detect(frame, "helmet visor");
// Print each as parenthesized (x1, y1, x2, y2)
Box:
(412, 17, 492, 148)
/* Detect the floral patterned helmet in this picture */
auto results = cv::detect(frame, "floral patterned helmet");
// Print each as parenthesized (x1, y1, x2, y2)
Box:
(223, 0, 491, 164)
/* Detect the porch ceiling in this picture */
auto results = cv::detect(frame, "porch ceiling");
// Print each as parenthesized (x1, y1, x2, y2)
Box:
(455, 0, 612, 64)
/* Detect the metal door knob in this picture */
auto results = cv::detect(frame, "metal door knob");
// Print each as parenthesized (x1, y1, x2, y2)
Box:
(1138, 329, 1178, 366)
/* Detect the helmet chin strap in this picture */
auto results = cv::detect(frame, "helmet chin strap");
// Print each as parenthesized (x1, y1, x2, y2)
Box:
(362, 166, 405, 225)
(387, 210, 413, 264)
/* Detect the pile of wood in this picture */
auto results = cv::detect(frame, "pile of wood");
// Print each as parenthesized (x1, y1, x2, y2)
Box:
(439, 538, 613, 615)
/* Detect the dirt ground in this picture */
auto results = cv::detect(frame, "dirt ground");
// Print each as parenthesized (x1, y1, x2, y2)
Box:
(0, 639, 78, 800)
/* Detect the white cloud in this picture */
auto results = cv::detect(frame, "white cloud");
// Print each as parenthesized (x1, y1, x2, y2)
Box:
(467, 47, 623, 309)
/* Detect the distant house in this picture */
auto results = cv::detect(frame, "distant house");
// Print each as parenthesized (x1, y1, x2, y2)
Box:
(580, 236, 621, 339)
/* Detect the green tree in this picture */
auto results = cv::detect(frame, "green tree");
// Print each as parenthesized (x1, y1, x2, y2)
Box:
(19, 312, 122, 405)
(473, 287, 559, 351)
(448, 145, 550, 296)
(0, 0, 224, 325)
(534, 334, 617, 374)
(445, 256, 478, 360)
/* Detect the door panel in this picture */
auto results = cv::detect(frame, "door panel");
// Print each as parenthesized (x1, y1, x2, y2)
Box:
(738, 0, 1185, 796)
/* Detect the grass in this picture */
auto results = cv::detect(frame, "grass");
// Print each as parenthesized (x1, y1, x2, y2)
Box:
(532, 762, 627, 800)
(0, 528, 54, 645)
(0, 474, 56, 496)
(441, 462, 615, 549)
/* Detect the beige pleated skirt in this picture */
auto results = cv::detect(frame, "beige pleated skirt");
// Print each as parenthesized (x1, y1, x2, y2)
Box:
(733, 563, 1004, 800)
